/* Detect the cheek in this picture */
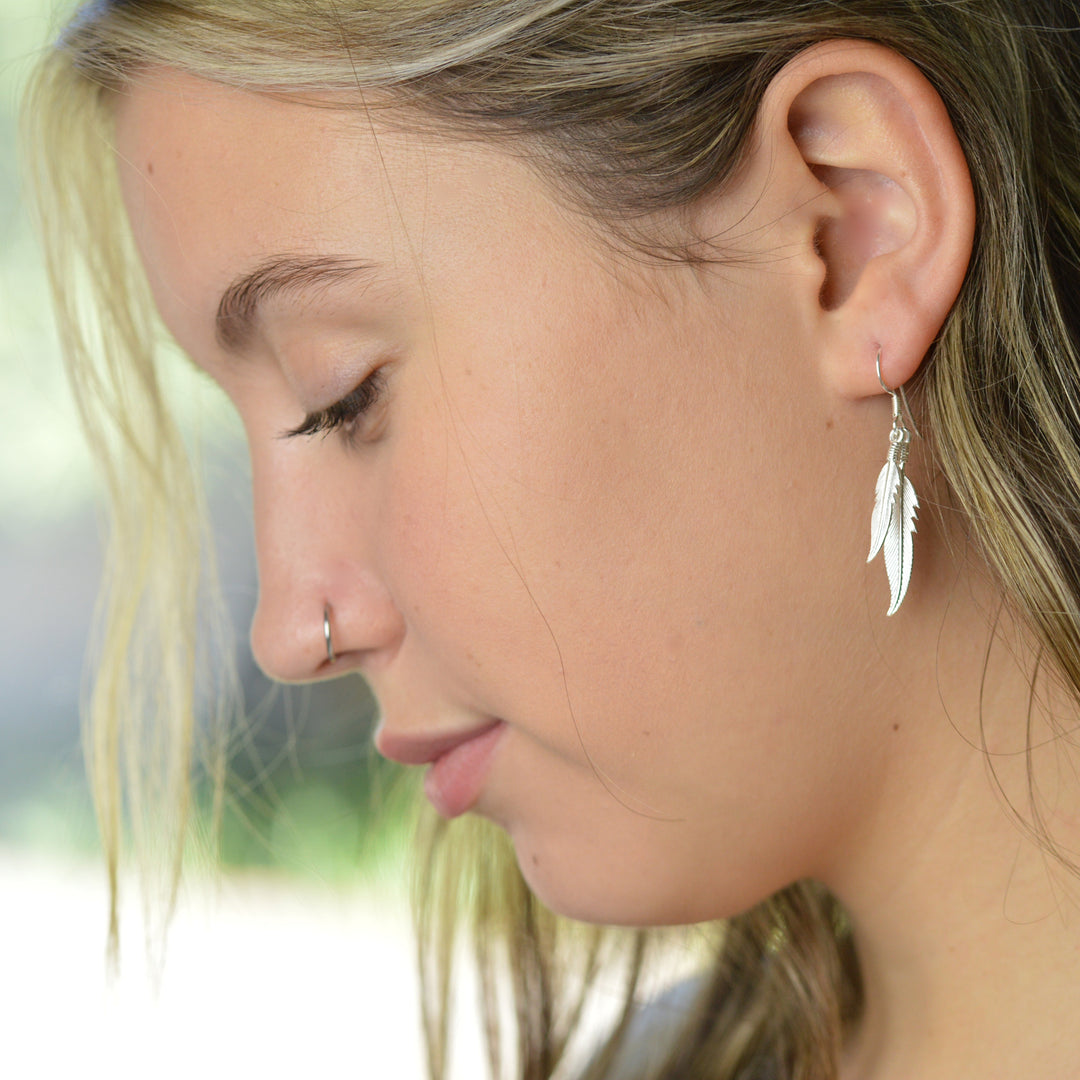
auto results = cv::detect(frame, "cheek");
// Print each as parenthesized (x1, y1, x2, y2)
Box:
(376, 389, 576, 720)
(375, 293, 885, 918)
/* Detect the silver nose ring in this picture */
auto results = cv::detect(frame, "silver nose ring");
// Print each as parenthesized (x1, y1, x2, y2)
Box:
(323, 604, 335, 665)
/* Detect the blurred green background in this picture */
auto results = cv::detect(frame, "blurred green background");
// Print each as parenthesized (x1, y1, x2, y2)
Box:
(0, 0, 408, 888)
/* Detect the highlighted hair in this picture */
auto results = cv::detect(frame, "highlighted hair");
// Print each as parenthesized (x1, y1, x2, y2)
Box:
(24, 1, 1080, 1075)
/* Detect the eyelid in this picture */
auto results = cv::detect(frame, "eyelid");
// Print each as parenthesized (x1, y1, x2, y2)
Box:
(280, 366, 388, 441)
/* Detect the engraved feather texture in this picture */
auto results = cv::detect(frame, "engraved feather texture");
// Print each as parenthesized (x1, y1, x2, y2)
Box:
(867, 458, 918, 616)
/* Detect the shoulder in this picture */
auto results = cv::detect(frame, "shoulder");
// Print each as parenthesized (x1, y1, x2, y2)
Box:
(589, 978, 697, 1080)
(588, 976, 782, 1080)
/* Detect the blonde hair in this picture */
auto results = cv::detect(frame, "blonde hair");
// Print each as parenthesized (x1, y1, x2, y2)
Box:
(24, 1, 1080, 1076)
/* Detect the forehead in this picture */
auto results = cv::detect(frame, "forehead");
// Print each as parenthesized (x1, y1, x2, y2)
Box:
(111, 68, 546, 360)
(114, 67, 367, 203)
(113, 70, 362, 320)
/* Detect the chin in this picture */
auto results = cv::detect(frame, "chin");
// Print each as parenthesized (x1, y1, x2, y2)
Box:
(506, 824, 766, 929)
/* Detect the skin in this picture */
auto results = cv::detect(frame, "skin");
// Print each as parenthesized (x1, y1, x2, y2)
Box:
(114, 43, 1080, 1080)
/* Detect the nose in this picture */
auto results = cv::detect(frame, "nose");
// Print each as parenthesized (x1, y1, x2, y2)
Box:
(247, 439, 404, 684)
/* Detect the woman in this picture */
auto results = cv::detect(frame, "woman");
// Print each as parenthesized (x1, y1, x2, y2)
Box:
(25, 1, 1080, 1077)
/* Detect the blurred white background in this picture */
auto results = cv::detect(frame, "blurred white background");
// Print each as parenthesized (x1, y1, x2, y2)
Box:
(0, 3, 465, 1076)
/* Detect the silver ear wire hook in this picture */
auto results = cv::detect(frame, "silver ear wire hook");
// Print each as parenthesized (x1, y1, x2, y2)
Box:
(875, 349, 921, 440)
(324, 604, 335, 665)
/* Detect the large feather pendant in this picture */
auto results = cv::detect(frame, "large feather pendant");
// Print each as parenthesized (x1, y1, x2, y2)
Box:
(867, 449, 918, 616)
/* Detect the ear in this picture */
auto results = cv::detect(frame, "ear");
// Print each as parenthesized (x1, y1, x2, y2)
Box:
(751, 40, 975, 397)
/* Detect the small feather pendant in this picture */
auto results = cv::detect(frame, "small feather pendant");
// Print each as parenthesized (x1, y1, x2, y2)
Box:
(867, 428, 918, 616)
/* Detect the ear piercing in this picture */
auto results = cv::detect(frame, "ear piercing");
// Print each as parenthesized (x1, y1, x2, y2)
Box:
(867, 350, 920, 616)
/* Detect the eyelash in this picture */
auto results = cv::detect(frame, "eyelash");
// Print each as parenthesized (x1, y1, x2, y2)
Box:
(282, 368, 388, 445)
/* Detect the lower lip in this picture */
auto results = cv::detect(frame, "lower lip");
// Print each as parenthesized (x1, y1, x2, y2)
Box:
(423, 721, 505, 819)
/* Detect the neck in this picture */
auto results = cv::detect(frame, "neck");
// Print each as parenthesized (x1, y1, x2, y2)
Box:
(829, 570, 1080, 1080)
(838, 784, 1080, 1080)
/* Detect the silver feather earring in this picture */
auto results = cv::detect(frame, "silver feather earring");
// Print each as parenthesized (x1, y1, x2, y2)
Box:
(867, 350, 920, 616)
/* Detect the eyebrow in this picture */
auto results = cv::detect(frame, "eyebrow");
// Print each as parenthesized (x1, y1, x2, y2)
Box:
(215, 255, 377, 354)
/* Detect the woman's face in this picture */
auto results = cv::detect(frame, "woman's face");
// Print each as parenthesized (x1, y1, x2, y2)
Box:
(115, 70, 904, 926)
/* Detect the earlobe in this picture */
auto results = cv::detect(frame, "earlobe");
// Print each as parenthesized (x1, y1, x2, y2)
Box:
(762, 41, 976, 397)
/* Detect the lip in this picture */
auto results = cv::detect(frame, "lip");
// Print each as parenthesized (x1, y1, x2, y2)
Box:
(375, 719, 504, 765)
(375, 719, 506, 819)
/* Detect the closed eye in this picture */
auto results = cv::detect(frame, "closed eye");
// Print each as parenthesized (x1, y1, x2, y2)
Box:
(281, 367, 388, 444)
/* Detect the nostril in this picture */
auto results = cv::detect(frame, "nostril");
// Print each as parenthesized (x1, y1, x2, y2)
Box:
(249, 603, 324, 684)
(250, 568, 406, 684)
